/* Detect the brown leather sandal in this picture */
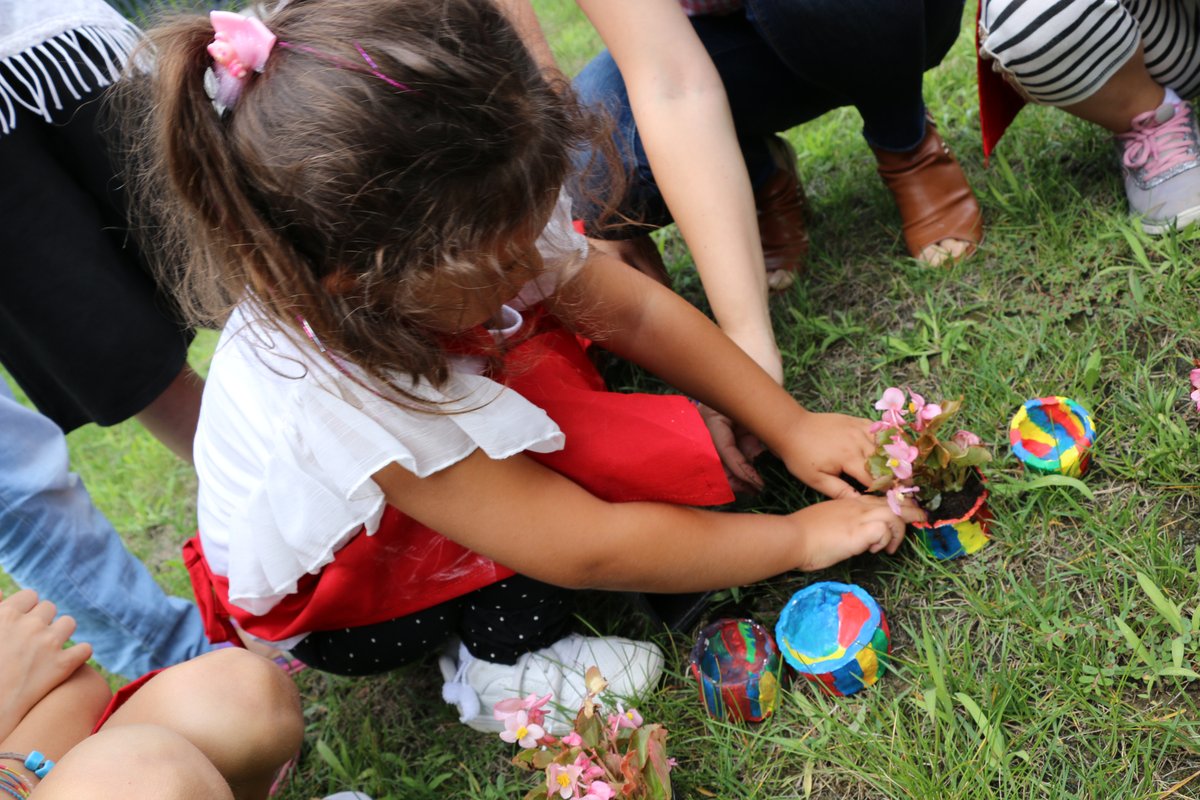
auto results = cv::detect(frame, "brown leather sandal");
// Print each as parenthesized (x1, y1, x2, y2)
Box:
(872, 117, 983, 262)
(756, 136, 810, 291)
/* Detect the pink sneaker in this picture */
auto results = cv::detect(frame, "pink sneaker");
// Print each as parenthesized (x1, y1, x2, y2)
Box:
(1117, 98, 1200, 234)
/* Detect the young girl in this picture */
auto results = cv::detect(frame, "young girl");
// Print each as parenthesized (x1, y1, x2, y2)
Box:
(127, 0, 922, 732)
(0, 589, 301, 799)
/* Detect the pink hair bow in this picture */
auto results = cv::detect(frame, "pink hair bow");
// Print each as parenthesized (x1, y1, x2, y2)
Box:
(206, 10, 277, 112)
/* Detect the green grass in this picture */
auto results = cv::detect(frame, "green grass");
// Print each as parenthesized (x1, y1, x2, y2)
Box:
(6, 4, 1200, 798)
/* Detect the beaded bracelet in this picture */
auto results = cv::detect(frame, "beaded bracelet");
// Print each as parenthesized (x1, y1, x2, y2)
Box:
(0, 764, 31, 800)
(0, 752, 54, 779)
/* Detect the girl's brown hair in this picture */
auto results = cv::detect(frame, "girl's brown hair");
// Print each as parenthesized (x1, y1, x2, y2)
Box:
(121, 0, 605, 400)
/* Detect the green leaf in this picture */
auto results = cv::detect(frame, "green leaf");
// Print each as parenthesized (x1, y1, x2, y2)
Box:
(1114, 616, 1156, 667)
(1121, 226, 1152, 270)
(1156, 667, 1200, 680)
(998, 474, 1095, 500)
(314, 739, 352, 783)
(921, 688, 938, 721)
(1172, 636, 1185, 669)
(954, 692, 1006, 765)
(1082, 350, 1103, 391)
(1128, 268, 1145, 305)
(1136, 571, 1186, 634)
(634, 725, 651, 768)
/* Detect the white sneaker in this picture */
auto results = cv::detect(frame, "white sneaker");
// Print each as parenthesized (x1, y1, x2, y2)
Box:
(439, 634, 664, 734)
(1117, 96, 1200, 234)
(321, 793, 373, 800)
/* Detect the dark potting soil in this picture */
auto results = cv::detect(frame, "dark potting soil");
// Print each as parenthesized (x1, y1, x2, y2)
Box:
(924, 470, 985, 524)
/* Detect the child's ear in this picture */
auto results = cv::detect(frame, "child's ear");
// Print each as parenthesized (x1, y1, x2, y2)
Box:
(321, 270, 359, 295)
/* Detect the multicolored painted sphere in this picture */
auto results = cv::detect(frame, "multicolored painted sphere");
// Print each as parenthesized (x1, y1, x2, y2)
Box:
(689, 618, 781, 722)
(1009, 396, 1095, 477)
(775, 582, 890, 697)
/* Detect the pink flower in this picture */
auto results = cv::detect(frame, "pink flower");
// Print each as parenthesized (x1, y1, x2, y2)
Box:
(907, 391, 943, 431)
(546, 763, 583, 799)
(493, 692, 552, 728)
(561, 731, 583, 747)
(886, 485, 919, 516)
(498, 710, 544, 749)
(608, 703, 643, 737)
(581, 781, 616, 800)
(1192, 385, 1200, 413)
(875, 387, 907, 414)
(951, 429, 982, 448)
(868, 412, 902, 435)
(1191, 368, 1200, 412)
(883, 435, 918, 481)
(573, 753, 605, 781)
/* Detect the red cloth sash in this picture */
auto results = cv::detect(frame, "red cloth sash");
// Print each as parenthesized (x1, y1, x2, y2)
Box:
(185, 313, 733, 644)
(976, 0, 1028, 160)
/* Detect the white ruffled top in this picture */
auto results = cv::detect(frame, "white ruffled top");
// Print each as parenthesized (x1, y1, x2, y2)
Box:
(195, 192, 587, 620)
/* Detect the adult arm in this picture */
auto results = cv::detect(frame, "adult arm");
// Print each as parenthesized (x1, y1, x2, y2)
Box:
(575, 0, 781, 382)
(492, 0, 560, 76)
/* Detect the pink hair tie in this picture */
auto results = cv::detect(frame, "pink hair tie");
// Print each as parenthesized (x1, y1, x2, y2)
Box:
(206, 10, 277, 113)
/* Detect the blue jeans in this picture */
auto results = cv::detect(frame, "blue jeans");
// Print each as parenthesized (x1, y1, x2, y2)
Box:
(572, 0, 966, 233)
(0, 380, 210, 678)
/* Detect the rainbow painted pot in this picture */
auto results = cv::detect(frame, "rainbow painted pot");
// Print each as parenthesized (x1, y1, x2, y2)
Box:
(775, 582, 890, 697)
(1009, 396, 1095, 477)
(911, 473, 991, 560)
(689, 618, 781, 722)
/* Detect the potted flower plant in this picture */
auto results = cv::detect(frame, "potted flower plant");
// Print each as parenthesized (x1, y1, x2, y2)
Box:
(497, 667, 673, 800)
(865, 387, 993, 559)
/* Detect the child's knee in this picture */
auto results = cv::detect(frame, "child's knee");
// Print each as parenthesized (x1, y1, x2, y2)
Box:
(979, 0, 1134, 99)
(199, 648, 304, 755)
(34, 724, 234, 799)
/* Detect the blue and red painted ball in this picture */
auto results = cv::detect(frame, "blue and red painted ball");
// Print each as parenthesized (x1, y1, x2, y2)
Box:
(775, 582, 891, 697)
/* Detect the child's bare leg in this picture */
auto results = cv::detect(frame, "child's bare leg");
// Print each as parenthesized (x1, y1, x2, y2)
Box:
(0, 665, 111, 791)
(98, 648, 303, 800)
(33, 724, 235, 800)
(1060, 43, 1166, 133)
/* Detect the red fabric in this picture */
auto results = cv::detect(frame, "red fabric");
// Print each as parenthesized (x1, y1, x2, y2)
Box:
(186, 313, 733, 644)
(976, 0, 1027, 160)
(91, 669, 163, 734)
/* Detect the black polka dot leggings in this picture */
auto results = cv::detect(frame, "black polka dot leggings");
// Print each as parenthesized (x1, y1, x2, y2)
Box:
(289, 574, 574, 676)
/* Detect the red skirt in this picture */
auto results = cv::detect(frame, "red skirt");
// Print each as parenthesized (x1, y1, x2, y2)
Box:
(184, 315, 733, 645)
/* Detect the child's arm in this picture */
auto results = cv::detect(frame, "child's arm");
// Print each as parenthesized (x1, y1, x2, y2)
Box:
(372, 450, 922, 594)
(550, 250, 878, 501)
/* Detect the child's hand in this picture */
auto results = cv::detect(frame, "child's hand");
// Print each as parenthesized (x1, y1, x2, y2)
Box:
(780, 412, 878, 499)
(697, 403, 766, 494)
(788, 495, 925, 571)
(0, 590, 93, 738)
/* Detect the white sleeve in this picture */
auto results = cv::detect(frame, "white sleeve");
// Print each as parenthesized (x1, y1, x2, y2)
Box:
(196, 319, 565, 615)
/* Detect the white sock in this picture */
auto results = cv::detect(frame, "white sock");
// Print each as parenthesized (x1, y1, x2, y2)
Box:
(1164, 86, 1182, 106)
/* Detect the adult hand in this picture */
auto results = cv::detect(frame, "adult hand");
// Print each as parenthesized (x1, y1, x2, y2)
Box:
(0, 590, 93, 741)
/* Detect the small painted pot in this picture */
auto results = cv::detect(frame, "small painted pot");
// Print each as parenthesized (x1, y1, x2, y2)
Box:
(911, 472, 991, 560)
(689, 618, 781, 722)
(775, 582, 890, 697)
(1009, 396, 1095, 477)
